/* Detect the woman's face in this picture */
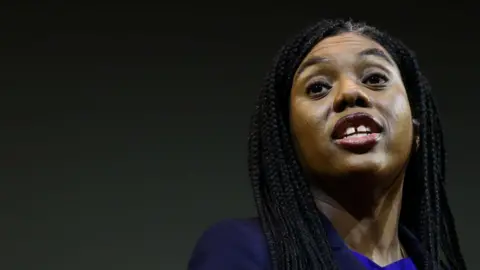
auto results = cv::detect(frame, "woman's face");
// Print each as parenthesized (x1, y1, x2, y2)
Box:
(290, 32, 414, 187)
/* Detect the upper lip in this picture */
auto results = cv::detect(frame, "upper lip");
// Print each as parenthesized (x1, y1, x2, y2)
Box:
(331, 112, 384, 140)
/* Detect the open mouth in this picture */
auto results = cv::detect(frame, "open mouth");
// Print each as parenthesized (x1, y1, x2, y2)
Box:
(331, 112, 384, 153)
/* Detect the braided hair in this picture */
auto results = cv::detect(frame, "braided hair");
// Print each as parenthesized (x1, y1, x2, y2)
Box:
(248, 19, 466, 270)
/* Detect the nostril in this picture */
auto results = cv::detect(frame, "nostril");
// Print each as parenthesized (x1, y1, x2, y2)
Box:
(356, 98, 369, 108)
(333, 100, 348, 113)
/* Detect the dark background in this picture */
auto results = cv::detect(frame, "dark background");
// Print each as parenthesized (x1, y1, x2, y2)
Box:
(2, 3, 478, 270)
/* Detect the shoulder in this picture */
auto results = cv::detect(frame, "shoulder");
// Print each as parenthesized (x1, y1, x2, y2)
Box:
(188, 218, 270, 270)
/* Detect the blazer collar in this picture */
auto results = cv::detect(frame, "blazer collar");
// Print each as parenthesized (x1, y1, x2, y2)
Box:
(319, 214, 425, 270)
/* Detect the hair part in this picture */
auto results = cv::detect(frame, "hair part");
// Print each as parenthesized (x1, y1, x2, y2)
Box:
(248, 18, 466, 270)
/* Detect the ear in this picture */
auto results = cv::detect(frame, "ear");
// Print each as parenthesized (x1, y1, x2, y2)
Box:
(413, 119, 420, 151)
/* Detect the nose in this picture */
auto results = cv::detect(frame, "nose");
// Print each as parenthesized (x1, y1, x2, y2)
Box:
(332, 79, 372, 113)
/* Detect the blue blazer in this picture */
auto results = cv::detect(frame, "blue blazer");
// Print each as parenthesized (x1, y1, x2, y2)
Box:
(188, 218, 426, 270)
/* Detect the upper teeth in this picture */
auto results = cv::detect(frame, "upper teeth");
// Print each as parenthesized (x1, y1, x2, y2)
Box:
(344, 125, 370, 136)
(357, 125, 368, 133)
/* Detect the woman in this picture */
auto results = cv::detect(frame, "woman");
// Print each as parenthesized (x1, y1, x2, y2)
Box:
(188, 19, 467, 270)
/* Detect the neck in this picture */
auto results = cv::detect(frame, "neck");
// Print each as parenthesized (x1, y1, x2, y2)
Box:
(312, 176, 405, 266)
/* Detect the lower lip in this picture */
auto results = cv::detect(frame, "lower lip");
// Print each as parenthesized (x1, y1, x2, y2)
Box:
(333, 133, 381, 153)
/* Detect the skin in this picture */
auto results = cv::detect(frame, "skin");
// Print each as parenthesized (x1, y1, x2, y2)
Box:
(289, 32, 418, 266)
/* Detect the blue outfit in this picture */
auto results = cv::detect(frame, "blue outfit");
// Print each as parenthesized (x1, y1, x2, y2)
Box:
(188, 217, 422, 270)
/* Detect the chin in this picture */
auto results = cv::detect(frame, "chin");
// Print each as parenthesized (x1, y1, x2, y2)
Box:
(336, 152, 388, 177)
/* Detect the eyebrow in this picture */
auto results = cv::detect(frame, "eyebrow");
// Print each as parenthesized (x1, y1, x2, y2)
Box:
(296, 48, 394, 76)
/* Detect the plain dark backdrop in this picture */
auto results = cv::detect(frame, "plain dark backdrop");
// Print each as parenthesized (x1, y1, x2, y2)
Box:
(2, 3, 478, 270)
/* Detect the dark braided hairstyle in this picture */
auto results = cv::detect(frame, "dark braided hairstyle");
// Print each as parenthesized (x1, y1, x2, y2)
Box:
(248, 19, 466, 270)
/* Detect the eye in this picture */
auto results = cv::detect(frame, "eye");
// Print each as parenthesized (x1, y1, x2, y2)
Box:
(306, 81, 332, 98)
(362, 73, 389, 86)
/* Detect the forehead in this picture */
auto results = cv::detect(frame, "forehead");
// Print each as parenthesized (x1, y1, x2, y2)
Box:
(305, 32, 389, 59)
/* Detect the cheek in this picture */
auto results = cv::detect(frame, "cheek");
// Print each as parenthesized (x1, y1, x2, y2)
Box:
(290, 98, 311, 130)
(290, 97, 331, 163)
(388, 92, 412, 123)
(290, 99, 317, 153)
(290, 98, 329, 133)
(381, 91, 414, 149)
